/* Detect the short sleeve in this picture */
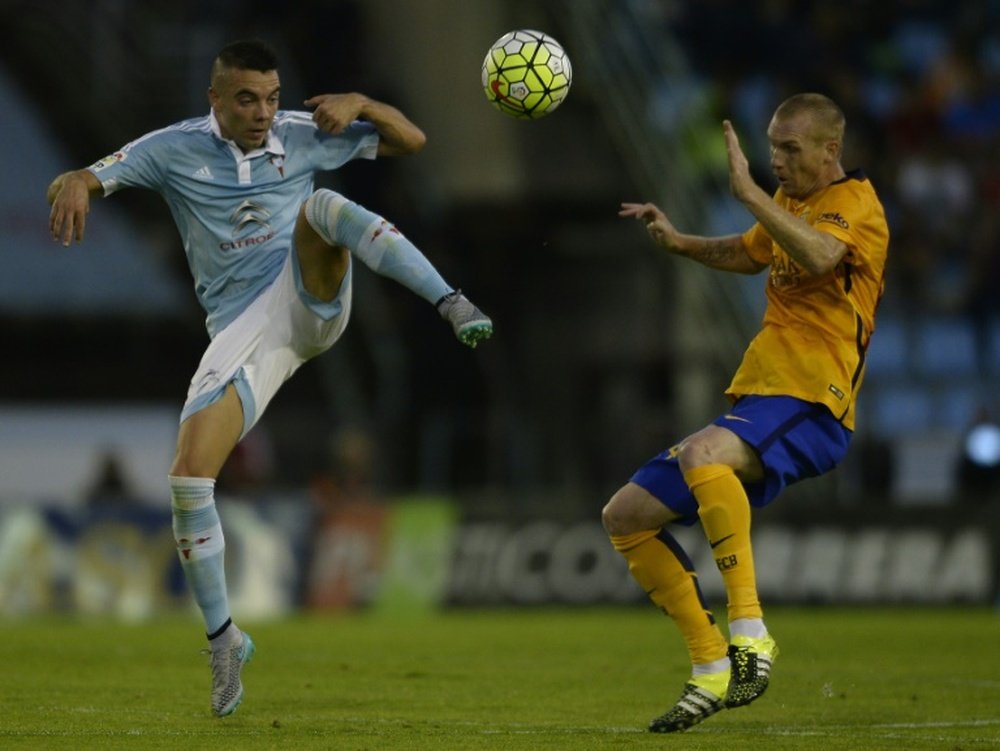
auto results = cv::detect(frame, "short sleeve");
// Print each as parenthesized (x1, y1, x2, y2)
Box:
(741, 222, 773, 265)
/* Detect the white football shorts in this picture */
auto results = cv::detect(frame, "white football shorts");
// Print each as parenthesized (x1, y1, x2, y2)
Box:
(180, 249, 352, 437)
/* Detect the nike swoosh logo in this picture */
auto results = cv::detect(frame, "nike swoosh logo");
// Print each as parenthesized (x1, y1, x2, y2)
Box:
(490, 80, 524, 110)
(723, 414, 751, 423)
(709, 533, 735, 549)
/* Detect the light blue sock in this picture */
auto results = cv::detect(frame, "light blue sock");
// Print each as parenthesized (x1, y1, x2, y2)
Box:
(170, 475, 230, 637)
(305, 188, 452, 304)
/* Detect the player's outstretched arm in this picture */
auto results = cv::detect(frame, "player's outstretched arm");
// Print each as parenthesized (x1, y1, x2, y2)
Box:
(48, 169, 103, 247)
(619, 202, 684, 253)
(304, 93, 426, 156)
(619, 202, 764, 274)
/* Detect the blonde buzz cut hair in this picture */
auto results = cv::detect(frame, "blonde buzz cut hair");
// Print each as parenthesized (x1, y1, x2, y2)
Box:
(775, 92, 846, 147)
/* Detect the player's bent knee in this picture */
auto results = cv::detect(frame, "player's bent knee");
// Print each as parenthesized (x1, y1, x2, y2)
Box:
(604, 482, 678, 536)
(601, 498, 620, 535)
(602, 487, 644, 536)
(302, 189, 350, 247)
(675, 436, 710, 473)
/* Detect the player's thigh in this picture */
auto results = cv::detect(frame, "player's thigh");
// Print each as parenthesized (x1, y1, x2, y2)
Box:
(171, 384, 245, 479)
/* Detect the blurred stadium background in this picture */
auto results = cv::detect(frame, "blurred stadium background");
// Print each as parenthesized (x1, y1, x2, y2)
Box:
(0, 0, 997, 620)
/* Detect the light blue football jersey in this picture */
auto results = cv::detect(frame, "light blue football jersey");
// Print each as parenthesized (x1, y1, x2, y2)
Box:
(88, 110, 379, 336)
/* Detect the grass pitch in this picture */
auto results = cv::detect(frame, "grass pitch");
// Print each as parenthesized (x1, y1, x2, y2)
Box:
(0, 606, 997, 750)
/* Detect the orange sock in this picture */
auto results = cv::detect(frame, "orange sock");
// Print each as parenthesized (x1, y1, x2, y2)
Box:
(684, 464, 762, 622)
(611, 529, 727, 665)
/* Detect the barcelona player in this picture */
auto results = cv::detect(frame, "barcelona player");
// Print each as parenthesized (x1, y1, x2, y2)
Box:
(610, 93, 889, 732)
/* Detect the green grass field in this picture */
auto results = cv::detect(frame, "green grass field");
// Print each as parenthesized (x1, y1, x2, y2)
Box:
(1, 606, 997, 750)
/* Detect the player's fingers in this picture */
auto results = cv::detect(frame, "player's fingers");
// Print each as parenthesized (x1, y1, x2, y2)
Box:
(320, 117, 346, 135)
(641, 207, 663, 224)
(63, 214, 78, 246)
(723, 123, 743, 155)
(60, 215, 75, 247)
(619, 202, 651, 218)
(49, 205, 61, 241)
(723, 119, 739, 141)
(55, 209, 85, 246)
(74, 212, 86, 244)
(312, 109, 341, 133)
(50, 207, 71, 246)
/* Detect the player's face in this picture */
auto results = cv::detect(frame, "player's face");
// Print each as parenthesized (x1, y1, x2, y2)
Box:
(209, 68, 281, 152)
(766, 113, 835, 199)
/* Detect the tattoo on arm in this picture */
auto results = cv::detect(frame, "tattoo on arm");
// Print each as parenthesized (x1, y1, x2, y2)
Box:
(685, 236, 763, 273)
(694, 238, 741, 267)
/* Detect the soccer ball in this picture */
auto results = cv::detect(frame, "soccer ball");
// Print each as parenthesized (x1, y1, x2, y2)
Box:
(482, 29, 572, 120)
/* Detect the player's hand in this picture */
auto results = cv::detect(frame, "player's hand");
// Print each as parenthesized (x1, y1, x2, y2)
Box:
(48, 171, 93, 247)
(723, 120, 756, 203)
(305, 93, 368, 135)
(619, 202, 680, 251)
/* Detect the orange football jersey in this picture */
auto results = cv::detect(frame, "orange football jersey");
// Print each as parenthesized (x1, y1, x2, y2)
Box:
(726, 171, 889, 430)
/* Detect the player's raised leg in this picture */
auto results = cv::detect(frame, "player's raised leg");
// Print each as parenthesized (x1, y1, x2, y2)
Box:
(170, 384, 255, 717)
(301, 189, 493, 347)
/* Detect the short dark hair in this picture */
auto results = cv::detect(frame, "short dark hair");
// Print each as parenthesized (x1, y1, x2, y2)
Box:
(216, 39, 279, 73)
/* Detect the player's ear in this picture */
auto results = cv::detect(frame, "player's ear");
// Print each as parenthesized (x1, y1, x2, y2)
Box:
(207, 86, 218, 108)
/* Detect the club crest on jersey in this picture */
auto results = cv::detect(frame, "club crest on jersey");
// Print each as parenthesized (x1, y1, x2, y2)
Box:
(89, 151, 127, 172)
(769, 252, 801, 288)
(270, 155, 285, 178)
(222, 200, 274, 251)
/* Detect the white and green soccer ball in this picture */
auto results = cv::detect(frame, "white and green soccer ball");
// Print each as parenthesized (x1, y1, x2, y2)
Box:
(481, 29, 572, 120)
